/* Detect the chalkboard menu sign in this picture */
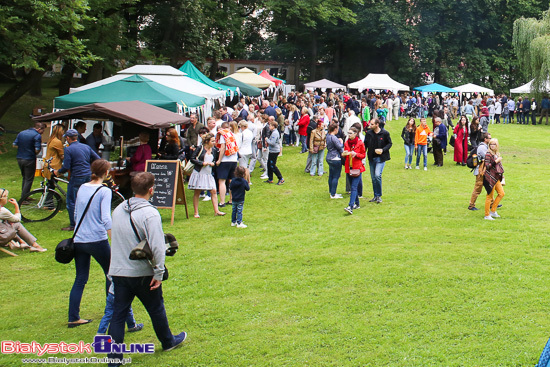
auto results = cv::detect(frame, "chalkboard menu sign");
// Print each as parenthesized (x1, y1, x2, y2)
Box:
(145, 160, 188, 224)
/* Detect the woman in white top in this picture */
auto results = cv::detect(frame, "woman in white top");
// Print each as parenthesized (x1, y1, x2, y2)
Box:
(0, 188, 45, 252)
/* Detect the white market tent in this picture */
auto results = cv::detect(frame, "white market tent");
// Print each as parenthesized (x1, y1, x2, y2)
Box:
(304, 78, 346, 91)
(347, 73, 409, 93)
(453, 83, 494, 95)
(70, 65, 226, 117)
(218, 68, 275, 89)
(510, 79, 550, 94)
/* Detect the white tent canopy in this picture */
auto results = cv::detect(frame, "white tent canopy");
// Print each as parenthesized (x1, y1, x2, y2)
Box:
(304, 78, 346, 90)
(70, 65, 225, 100)
(347, 73, 409, 92)
(510, 79, 550, 94)
(453, 83, 494, 95)
(218, 67, 275, 89)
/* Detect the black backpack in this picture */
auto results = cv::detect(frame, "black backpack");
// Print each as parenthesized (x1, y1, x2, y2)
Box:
(466, 148, 478, 169)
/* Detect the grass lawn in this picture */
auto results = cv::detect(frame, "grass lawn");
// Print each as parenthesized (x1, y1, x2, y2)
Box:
(1, 84, 549, 366)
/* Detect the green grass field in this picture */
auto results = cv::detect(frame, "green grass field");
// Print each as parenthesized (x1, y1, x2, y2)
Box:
(1, 83, 550, 366)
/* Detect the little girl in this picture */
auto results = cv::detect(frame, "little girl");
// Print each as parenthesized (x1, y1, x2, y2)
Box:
(229, 166, 250, 228)
(283, 119, 291, 146)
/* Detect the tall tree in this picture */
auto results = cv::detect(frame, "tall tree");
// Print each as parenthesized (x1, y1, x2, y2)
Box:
(513, 7, 550, 94)
(0, 0, 96, 119)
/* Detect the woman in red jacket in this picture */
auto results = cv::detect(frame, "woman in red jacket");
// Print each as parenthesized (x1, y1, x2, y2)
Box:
(342, 127, 366, 215)
(297, 107, 310, 153)
(453, 115, 469, 165)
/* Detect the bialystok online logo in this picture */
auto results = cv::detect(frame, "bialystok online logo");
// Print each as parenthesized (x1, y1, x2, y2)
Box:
(2, 336, 155, 356)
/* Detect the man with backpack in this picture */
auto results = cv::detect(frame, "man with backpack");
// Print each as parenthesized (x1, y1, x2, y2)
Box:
(468, 132, 491, 211)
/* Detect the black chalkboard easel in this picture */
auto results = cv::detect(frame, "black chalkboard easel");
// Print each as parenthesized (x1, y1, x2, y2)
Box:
(145, 160, 188, 224)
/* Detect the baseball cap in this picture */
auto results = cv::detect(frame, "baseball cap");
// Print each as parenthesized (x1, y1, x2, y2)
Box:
(64, 129, 78, 137)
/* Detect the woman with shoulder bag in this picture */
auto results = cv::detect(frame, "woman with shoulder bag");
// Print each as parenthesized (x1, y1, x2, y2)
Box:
(342, 127, 366, 215)
(188, 133, 226, 218)
(483, 138, 505, 220)
(68, 159, 113, 328)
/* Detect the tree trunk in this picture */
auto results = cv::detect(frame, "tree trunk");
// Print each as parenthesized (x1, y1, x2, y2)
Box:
(209, 58, 219, 80)
(294, 59, 301, 90)
(29, 73, 43, 97)
(85, 60, 104, 84)
(58, 63, 77, 96)
(310, 32, 317, 81)
(0, 69, 46, 120)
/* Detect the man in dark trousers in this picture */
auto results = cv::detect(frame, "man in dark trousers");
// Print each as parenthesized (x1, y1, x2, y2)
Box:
(54, 129, 100, 231)
(13, 122, 45, 201)
(364, 118, 392, 203)
(432, 117, 447, 167)
(107, 172, 186, 366)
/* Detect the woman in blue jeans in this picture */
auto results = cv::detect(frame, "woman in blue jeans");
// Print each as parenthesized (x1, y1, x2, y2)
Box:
(342, 127, 366, 215)
(401, 118, 416, 169)
(325, 123, 344, 198)
(68, 159, 112, 328)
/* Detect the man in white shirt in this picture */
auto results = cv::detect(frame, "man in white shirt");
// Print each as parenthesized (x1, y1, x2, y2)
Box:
(237, 120, 254, 183)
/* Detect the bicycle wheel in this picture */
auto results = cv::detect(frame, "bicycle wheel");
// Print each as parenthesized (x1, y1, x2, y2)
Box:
(111, 190, 125, 211)
(19, 189, 62, 222)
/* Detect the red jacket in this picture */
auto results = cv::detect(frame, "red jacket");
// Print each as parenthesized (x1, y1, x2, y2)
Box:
(344, 139, 366, 174)
(297, 114, 310, 136)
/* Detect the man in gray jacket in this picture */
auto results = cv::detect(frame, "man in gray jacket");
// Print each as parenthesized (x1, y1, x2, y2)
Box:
(107, 172, 186, 365)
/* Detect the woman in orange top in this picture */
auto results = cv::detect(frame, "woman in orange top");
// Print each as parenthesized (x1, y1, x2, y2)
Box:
(342, 127, 366, 214)
(43, 124, 65, 209)
(414, 118, 432, 170)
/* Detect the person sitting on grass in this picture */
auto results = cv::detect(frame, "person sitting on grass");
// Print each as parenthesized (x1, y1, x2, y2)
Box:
(0, 188, 46, 252)
(229, 166, 250, 228)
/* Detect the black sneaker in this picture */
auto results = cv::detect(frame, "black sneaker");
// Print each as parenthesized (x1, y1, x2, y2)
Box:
(352, 204, 360, 210)
(376, 197, 383, 203)
(218, 203, 226, 208)
(344, 206, 353, 215)
(277, 179, 285, 185)
(468, 206, 479, 211)
(127, 323, 144, 333)
(369, 197, 377, 202)
(163, 331, 187, 352)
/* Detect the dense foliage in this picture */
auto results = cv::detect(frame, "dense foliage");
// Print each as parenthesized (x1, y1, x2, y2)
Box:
(1, 0, 550, 119)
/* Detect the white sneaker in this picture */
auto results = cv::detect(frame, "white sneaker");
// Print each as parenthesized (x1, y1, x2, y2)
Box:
(237, 223, 248, 228)
(405, 165, 408, 169)
(484, 216, 495, 220)
(490, 211, 500, 218)
(260, 174, 268, 180)
(202, 196, 211, 201)
(199, 193, 205, 198)
(330, 194, 343, 199)
(424, 167, 427, 171)
(415, 166, 420, 169)
(231, 222, 237, 227)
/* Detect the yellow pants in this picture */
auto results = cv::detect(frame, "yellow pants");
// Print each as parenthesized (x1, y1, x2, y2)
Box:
(485, 181, 505, 216)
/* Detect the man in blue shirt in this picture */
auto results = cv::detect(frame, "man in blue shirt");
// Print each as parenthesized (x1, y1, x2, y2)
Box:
(13, 122, 45, 200)
(264, 100, 277, 118)
(54, 129, 100, 231)
(539, 96, 549, 125)
(85, 123, 103, 153)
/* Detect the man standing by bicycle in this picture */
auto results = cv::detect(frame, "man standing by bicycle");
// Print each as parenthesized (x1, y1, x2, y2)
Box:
(13, 122, 45, 201)
(54, 129, 99, 231)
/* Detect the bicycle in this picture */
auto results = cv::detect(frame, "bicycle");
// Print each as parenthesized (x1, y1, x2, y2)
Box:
(18, 158, 125, 222)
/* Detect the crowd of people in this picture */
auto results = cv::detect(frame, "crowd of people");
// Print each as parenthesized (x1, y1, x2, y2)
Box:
(0, 85, 524, 366)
